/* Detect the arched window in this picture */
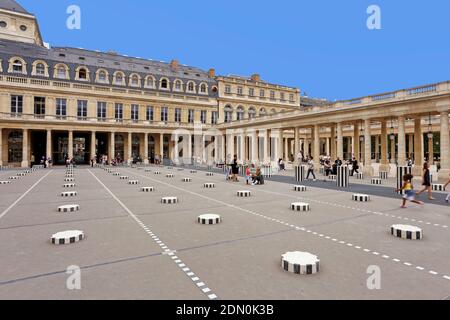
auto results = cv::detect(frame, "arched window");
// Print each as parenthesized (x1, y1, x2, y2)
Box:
(54, 64, 69, 79)
(224, 105, 233, 123)
(130, 74, 140, 87)
(114, 72, 125, 85)
(236, 106, 245, 121)
(98, 70, 107, 82)
(160, 78, 169, 89)
(200, 83, 207, 94)
(270, 108, 277, 115)
(36, 63, 45, 76)
(259, 108, 267, 117)
(174, 80, 182, 91)
(8, 131, 23, 163)
(187, 81, 195, 92)
(248, 107, 256, 120)
(12, 60, 23, 73)
(145, 76, 155, 89)
(78, 67, 87, 80)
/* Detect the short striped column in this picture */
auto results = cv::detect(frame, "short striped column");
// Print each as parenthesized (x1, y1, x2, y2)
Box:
(204, 183, 215, 188)
(397, 166, 412, 194)
(262, 165, 272, 178)
(141, 187, 155, 192)
(391, 224, 423, 240)
(281, 252, 320, 275)
(355, 173, 364, 180)
(57, 204, 80, 213)
(352, 194, 370, 202)
(161, 197, 178, 204)
(166, 174, 174, 178)
(291, 202, 310, 211)
(294, 185, 307, 192)
(432, 184, 445, 191)
(198, 214, 221, 225)
(379, 171, 389, 179)
(51, 230, 84, 245)
(182, 178, 192, 182)
(237, 190, 251, 197)
(0, 181, 11, 185)
(371, 178, 382, 185)
(337, 166, 349, 188)
(61, 191, 77, 197)
(128, 180, 139, 185)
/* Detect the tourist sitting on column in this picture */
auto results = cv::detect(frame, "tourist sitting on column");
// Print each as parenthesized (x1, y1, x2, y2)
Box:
(305, 157, 317, 181)
(278, 158, 285, 171)
(407, 158, 413, 167)
(252, 167, 264, 185)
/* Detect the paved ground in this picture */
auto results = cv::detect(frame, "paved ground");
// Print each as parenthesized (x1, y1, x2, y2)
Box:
(0, 165, 449, 300)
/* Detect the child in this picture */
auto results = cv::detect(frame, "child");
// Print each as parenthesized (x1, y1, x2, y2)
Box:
(396, 174, 424, 208)
(245, 166, 251, 185)
(444, 177, 450, 203)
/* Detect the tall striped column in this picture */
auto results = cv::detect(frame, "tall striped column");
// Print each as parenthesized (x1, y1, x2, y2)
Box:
(295, 166, 305, 182)
(337, 166, 349, 187)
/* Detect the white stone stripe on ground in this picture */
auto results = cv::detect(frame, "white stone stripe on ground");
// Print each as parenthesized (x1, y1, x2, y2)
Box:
(0, 170, 53, 221)
(125, 168, 450, 284)
(88, 169, 219, 300)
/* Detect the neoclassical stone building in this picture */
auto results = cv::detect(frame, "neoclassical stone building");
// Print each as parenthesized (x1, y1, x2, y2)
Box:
(0, 0, 449, 181)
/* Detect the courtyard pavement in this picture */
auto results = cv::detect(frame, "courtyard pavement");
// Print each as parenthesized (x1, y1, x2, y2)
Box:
(0, 165, 449, 300)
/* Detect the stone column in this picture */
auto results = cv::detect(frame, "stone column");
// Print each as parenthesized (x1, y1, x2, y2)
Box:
(226, 131, 235, 161)
(263, 130, 270, 163)
(336, 123, 343, 160)
(21, 129, 29, 168)
(294, 127, 300, 164)
(353, 123, 360, 161)
(0, 128, 3, 166)
(240, 132, 246, 163)
(188, 134, 193, 162)
(398, 116, 406, 166)
(46, 129, 52, 160)
(375, 136, 380, 162)
(363, 119, 374, 175)
(408, 134, 414, 158)
(220, 134, 225, 162)
(330, 125, 336, 160)
(90, 131, 96, 161)
(284, 137, 288, 160)
(427, 134, 434, 165)
(173, 133, 179, 163)
(251, 130, 258, 163)
(314, 125, 320, 161)
(127, 132, 132, 164)
(380, 120, 389, 170)
(390, 135, 396, 164)
(158, 133, 163, 160)
(439, 111, 450, 179)
(68, 130, 74, 159)
(413, 117, 423, 175)
(214, 135, 219, 163)
(109, 132, 115, 163)
(277, 130, 284, 161)
(144, 133, 149, 164)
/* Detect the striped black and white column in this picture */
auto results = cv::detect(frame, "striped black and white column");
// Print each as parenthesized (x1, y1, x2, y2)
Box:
(295, 166, 305, 182)
(337, 166, 349, 188)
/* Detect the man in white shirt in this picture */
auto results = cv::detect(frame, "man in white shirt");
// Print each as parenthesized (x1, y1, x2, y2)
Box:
(305, 157, 317, 181)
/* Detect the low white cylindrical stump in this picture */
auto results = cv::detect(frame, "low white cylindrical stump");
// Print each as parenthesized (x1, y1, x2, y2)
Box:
(161, 197, 178, 204)
(141, 187, 155, 192)
(119, 176, 129, 180)
(166, 174, 174, 178)
(112, 172, 120, 176)
(182, 178, 192, 182)
(391, 224, 423, 240)
(57, 204, 80, 213)
(328, 175, 337, 181)
(281, 252, 320, 275)
(291, 202, 310, 211)
(190, 170, 197, 174)
(63, 183, 76, 188)
(128, 180, 139, 185)
(61, 191, 77, 197)
(371, 178, 382, 185)
(379, 171, 389, 179)
(145, 169, 152, 172)
(64, 178, 75, 182)
(17, 172, 27, 177)
(9, 176, 20, 180)
(0, 181, 11, 185)
(206, 172, 214, 176)
(355, 173, 364, 179)
(237, 190, 251, 197)
(65, 174, 74, 178)
(198, 214, 221, 225)
(154, 171, 161, 175)
(294, 185, 307, 192)
(51, 230, 84, 245)
(204, 183, 215, 188)
(352, 194, 370, 202)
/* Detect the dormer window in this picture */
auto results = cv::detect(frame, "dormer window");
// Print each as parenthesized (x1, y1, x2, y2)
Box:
(12, 60, 23, 73)
(78, 68, 87, 79)
(200, 83, 207, 94)
(161, 78, 169, 89)
(57, 66, 66, 78)
(36, 63, 45, 76)
(174, 80, 182, 91)
(187, 81, 195, 92)
(99, 71, 107, 82)
(130, 74, 140, 86)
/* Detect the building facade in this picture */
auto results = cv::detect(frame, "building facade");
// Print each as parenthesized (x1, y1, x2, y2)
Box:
(0, 0, 449, 181)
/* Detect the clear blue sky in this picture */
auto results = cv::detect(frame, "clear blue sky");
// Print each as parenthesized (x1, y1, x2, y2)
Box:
(19, 0, 450, 101)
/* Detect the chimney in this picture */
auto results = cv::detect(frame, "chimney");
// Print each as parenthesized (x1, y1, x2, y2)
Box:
(170, 59, 179, 70)
(208, 68, 216, 78)
(251, 74, 261, 82)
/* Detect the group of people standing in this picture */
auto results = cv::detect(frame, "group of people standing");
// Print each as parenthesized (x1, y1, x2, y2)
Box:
(227, 155, 264, 185)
